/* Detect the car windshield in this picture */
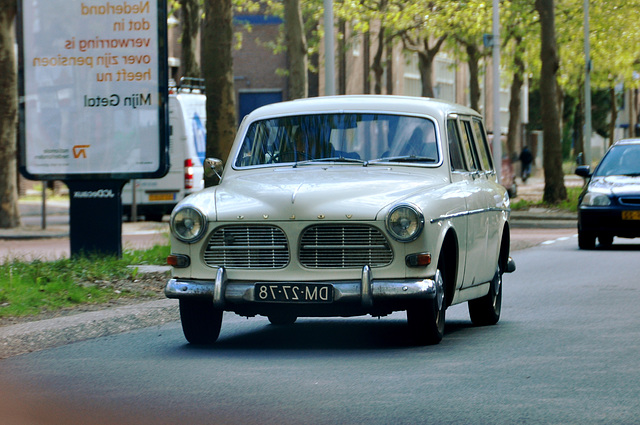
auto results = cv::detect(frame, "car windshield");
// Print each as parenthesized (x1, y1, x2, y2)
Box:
(594, 144, 640, 177)
(234, 113, 438, 167)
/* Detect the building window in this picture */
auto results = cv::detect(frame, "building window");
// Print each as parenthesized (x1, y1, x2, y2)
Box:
(403, 52, 421, 97)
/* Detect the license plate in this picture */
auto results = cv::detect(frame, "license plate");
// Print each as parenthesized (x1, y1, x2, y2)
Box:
(148, 193, 176, 202)
(622, 211, 640, 220)
(255, 283, 333, 303)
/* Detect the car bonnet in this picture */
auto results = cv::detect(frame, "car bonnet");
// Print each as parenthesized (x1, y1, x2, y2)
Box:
(211, 166, 447, 221)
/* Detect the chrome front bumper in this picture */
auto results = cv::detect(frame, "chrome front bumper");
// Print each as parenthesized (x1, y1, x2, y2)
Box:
(165, 265, 438, 310)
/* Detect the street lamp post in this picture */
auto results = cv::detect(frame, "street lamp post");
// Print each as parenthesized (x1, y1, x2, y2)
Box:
(492, 0, 502, 182)
(584, 0, 592, 165)
(324, 0, 335, 96)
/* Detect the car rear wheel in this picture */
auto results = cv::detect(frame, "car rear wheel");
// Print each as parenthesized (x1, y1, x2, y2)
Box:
(179, 298, 223, 344)
(407, 268, 445, 345)
(578, 229, 596, 250)
(468, 265, 502, 326)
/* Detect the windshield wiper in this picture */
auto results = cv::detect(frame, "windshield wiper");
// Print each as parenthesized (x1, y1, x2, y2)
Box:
(369, 156, 437, 163)
(298, 157, 368, 166)
(623, 173, 640, 177)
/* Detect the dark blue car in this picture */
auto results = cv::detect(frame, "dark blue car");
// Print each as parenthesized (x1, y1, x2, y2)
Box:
(575, 139, 640, 249)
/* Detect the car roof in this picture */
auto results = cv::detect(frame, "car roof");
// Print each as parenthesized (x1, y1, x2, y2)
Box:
(244, 95, 482, 122)
(613, 138, 640, 146)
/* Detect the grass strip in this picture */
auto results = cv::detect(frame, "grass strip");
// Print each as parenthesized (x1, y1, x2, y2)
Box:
(0, 243, 170, 319)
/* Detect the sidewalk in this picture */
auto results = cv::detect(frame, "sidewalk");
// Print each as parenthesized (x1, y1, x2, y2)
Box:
(509, 171, 582, 229)
(1, 172, 582, 240)
(0, 198, 170, 240)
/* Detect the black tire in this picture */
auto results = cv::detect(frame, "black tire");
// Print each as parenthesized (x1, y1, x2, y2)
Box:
(407, 268, 445, 346)
(179, 298, 223, 344)
(598, 234, 614, 248)
(145, 213, 164, 222)
(268, 314, 297, 326)
(578, 229, 596, 250)
(468, 265, 502, 326)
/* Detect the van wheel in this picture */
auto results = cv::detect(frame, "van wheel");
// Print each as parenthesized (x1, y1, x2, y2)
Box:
(179, 299, 223, 344)
(145, 213, 164, 222)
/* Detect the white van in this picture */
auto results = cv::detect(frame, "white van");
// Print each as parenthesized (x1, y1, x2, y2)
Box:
(122, 82, 206, 221)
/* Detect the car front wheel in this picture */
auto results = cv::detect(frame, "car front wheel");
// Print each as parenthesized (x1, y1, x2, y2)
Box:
(179, 298, 223, 344)
(598, 234, 613, 248)
(407, 268, 445, 345)
(578, 229, 596, 250)
(268, 314, 297, 325)
(468, 264, 502, 326)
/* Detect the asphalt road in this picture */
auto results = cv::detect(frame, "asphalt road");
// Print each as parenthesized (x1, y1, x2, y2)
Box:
(2, 234, 640, 425)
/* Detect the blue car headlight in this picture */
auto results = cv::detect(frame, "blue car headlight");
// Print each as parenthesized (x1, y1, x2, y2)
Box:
(581, 192, 611, 207)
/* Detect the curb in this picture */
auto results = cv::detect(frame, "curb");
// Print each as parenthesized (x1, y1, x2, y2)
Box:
(0, 298, 179, 360)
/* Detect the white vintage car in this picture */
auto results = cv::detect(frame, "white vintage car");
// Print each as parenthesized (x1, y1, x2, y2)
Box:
(165, 95, 515, 345)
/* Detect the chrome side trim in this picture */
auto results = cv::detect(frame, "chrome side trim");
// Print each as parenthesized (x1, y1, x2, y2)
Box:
(430, 207, 508, 223)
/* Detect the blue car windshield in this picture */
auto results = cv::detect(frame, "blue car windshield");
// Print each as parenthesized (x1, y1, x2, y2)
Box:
(234, 113, 438, 167)
(594, 144, 640, 177)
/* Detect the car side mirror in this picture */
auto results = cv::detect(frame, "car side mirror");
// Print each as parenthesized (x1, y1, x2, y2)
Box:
(204, 158, 224, 180)
(575, 165, 592, 178)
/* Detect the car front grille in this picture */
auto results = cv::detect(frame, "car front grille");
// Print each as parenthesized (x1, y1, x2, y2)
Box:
(204, 225, 289, 269)
(299, 224, 393, 268)
(619, 197, 640, 206)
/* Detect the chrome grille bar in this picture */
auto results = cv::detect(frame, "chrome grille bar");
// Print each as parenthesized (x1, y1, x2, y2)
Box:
(300, 224, 393, 268)
(204, 225, 289, 269)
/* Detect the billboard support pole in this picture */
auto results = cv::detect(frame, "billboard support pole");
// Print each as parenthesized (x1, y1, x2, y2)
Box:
(66, 180, 127, 258)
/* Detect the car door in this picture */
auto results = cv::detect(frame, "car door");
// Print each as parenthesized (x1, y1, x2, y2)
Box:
(470, 118, 503, 277)
(446, 116, 486, 289)
(457, 117, 494, 287)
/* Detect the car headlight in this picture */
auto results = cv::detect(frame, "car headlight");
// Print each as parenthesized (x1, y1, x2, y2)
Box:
(171, 207, 207, 243)
(386, 204, 424, 242)
(581, 192, 611, 206)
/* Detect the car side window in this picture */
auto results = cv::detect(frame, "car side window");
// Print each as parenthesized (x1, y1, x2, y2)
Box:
(459, 119, 480, 172)
(471, 119, 494, 171)
(447, 119, 466, 171)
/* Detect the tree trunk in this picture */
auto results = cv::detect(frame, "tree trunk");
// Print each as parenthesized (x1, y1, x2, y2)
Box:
(202, 0, 237, 187)
(284, 0, 308, 99)
(179, 0, 201, 79)
(386, 37, 393, 94)
(372, 26, 385, 95)
(506, 46, 524, 161)
(418, 49, 436, 98)
(609, 85, 617, 147)
(535, 0, 566, 204)
(403, 35, 446, 99)
(0, 2, 20, 228)
(363, 31, 371, 94)
(338, 20, 346, 95)
(574, 87, 584, 158)
(465, 43, 481, 112)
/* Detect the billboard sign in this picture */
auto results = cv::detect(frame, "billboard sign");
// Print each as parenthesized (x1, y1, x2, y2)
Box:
(18, 0, 169, 180)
